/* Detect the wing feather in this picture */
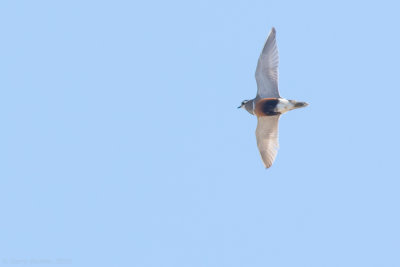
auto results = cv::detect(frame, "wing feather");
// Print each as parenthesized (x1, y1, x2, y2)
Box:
(255, 27, 280, 98)
(255, 115, 280, 168)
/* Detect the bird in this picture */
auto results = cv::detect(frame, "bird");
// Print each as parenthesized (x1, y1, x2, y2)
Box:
(238, 27, 308, 168)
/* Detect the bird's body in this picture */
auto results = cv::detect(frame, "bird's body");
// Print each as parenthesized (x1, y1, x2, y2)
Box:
(238, 28, 308, 168)
(243, 98, 306, 117)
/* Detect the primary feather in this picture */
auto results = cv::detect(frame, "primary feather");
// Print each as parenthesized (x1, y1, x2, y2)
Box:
(255, 27, 280, 99)
(255, 115, 280, 168)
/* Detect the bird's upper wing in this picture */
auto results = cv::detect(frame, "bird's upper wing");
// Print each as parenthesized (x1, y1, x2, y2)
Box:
(255, 115, 280, 168)
(255, 27, 280, 98)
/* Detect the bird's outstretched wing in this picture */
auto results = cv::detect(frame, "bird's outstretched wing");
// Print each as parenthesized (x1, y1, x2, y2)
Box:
(255, 27, 280, 98)
(255, 115, 280, 168)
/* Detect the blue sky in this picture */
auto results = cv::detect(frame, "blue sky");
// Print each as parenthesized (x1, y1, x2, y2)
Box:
(1, 0, 400, 266)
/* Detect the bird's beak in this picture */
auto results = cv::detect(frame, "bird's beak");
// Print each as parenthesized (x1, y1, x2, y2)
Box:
(237, 105, 242, 109)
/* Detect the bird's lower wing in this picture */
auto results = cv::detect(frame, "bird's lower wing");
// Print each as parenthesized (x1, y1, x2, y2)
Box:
(256, 115, 280, 168)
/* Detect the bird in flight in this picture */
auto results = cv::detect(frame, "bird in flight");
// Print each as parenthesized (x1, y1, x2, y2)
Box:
(238, 27, 308, 168)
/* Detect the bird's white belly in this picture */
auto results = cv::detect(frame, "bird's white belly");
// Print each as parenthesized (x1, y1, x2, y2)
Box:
(275, 99, 295, 114)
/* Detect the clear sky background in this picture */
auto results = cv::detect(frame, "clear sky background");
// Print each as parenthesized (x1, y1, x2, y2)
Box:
(1, 0, 400, 266)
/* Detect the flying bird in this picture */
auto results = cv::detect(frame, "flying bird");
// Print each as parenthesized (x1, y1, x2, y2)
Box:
(238, 27, 308, 168)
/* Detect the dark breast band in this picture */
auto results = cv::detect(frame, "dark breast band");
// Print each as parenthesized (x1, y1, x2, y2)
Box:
(254, 98, 281, 117)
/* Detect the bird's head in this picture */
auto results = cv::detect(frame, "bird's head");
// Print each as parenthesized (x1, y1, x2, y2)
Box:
(238, 100, 249, 109)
